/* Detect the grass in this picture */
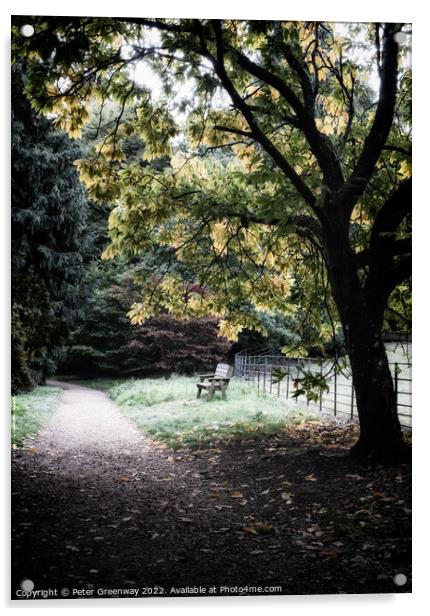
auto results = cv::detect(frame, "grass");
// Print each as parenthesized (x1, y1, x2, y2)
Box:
(84, 375, 318, 450)
(11, 386, 62, 447)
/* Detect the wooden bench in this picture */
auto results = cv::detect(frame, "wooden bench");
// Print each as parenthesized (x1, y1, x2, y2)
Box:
(196, 363, 234, 400)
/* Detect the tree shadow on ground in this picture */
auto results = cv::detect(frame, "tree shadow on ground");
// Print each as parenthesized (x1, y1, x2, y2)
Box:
(12, 420, 411, 598)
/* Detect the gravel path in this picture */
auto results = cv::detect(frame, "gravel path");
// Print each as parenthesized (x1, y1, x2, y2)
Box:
(36, 380, 148, 457)
(12, 380, 189, 594)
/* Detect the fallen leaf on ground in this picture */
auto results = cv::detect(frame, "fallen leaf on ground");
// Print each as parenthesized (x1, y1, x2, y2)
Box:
(242, 520, 274, 535)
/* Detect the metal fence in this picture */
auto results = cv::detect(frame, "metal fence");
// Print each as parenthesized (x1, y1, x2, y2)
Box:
(234, 345, 412, 429)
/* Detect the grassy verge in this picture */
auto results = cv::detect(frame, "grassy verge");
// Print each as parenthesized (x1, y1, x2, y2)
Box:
(11, 386, 62, 447)
(83, 376, 319, 450)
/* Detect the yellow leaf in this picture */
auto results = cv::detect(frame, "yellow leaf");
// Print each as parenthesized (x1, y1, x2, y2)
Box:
(211, 221, 229, 254)
(398, 160, 412, 179)
(218, 320, 244, 341)
(243, 526, 258, 535)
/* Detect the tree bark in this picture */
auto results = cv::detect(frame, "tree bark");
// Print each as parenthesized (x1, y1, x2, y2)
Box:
(345, 314, 409, 462)
(323, 218, 410, 463)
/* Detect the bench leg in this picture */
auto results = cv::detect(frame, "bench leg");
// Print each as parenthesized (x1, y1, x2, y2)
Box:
(221, 385, 227, 400)
(207, 386, 215, 401)
(196, 386, 202, 399)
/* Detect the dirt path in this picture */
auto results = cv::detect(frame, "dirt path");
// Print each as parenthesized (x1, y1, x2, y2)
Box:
(12, 382, 411, 599)
(32, 380, 149, 457)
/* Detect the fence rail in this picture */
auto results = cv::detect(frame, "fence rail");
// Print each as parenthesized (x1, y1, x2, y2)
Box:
(234, 345, 412, 429)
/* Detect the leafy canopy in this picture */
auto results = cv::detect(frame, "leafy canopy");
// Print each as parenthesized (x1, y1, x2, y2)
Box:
(13, 17, 412, 347)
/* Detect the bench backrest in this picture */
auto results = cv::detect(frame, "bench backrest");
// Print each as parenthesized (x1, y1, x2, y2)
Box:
(214, 363, 234, 379)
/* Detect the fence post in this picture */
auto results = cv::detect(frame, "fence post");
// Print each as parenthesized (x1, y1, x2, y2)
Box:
(350, 380, 355, 419)
(269, 364, 273, 394)
(263, 359, 267, 393)
(286, 368, 290, 399)
(296, 364, 300, 404)
(319, 362, 323, 413)
(334, 371, 337, 417)
(394, 362, 399, 409)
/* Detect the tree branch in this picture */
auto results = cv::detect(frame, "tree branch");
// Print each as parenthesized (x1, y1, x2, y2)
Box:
(115, 17, 185, 34)
(224, 209, 323, 243)
(194, 20, 317, 209)
(274, 34, 315, 112)
(384, 254, 412, 292)
(363, 178, 411, 300)
(371, 178, 411, 240)
(382, 144, 412, 157)
(356, 238, 411, 269)
(246, 105, 301, 129)
(338, 24, 400, 215)
(231, 41, 344, 190)
(213, 125, 254, 138)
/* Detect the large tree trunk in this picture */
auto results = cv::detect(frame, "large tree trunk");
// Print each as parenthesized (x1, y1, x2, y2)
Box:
(323, 219, 410, 463)
(345, 315, 408, 461)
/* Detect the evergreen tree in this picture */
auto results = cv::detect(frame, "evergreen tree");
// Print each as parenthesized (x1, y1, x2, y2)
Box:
(11, 65, 90, 390)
